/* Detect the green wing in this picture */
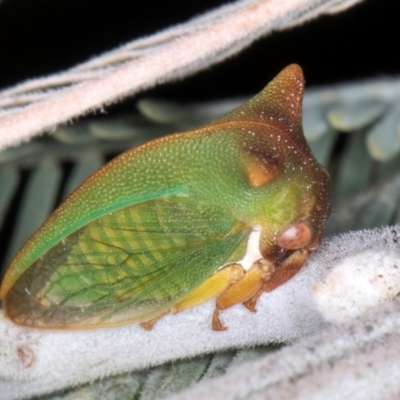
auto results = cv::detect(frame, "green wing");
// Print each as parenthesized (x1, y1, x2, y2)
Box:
(5, 195, 249, 328)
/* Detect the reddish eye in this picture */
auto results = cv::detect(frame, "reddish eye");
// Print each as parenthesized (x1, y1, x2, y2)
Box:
(277, 222, 311, 250)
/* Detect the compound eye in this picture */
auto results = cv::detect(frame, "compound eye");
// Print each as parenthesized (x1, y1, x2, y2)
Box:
(277, 222, 312, 250)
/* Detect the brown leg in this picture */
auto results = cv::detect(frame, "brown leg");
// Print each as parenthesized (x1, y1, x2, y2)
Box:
(212, 259, 275, 330)
(140, 311, 169, 331)
(212, 308, 226, 331)
(242, 287, 264, 312)
(242, 249, 309, 314)
(263, 249, 309, 292)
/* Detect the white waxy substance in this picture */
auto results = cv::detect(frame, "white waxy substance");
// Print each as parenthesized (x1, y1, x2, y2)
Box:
(312, 249, 400, 323)
(237, 225, 263, 271)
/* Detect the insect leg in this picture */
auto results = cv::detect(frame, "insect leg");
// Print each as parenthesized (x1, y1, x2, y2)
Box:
(213, 259, 275, 330)
(262, 249, 309, 292)
(241, 250, 310, 315)
(171, 264, 244, 314)
(140, 311, 169, 331)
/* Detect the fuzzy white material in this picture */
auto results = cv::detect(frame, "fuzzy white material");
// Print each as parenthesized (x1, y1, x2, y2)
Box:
(167, 298, 400, 400)
(313, 250, 400, 323)
(1, 225, 400, 399)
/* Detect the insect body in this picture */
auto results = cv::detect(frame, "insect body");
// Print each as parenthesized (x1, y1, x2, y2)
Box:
(0, 65, 331, 330)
